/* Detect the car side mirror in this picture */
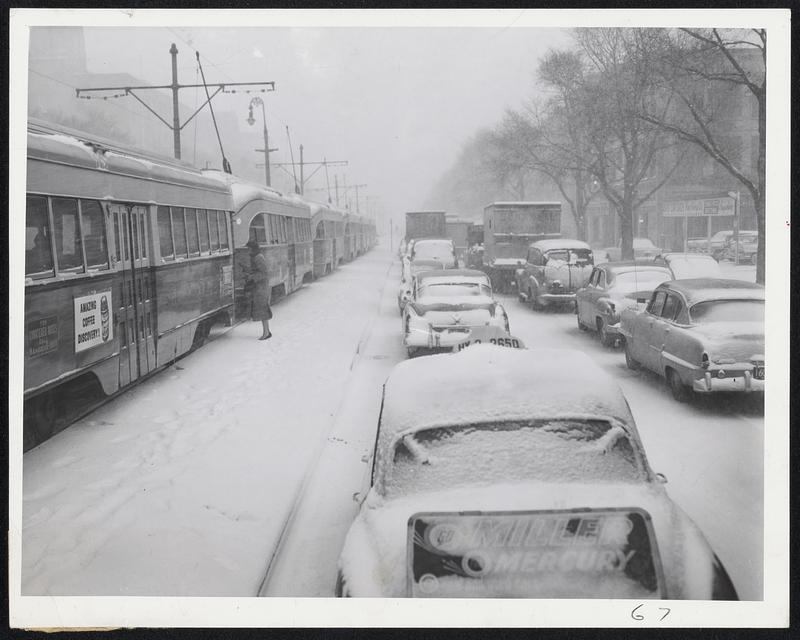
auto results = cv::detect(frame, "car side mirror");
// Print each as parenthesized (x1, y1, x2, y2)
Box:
(656, 472, 668, 484)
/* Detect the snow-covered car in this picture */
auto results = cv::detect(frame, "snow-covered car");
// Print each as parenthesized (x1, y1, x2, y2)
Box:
(620, 279, 764, 401)
(722, 232, 758, 264)
(515, 239, 594, 310)
(335, 346, 738, 599)
(575, 262, 672, 347)
(402, 269, 509, 357)
(652, 253, 722, 279)
(409, 238, 458, 270)
(603, 238, 662, 263)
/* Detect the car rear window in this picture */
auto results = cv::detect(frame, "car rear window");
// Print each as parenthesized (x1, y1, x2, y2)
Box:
(382, 419, 646, 499)
(419, 283, 491, 298)
(413, 242, 454, 261)
(690, 299, 764, 323)
(667, 257, 722, 279)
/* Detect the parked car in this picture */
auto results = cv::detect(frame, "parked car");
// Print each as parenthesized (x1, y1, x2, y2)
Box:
(619, 279, 764, 401)
(653, 253, 722, 279)
(335, 346, 738, 599)
(603, 237, 662, 262)
(722, 232, 758, 264)
(515, 239, 594, 310)
(403, 269, 509, 357)
(576, 262, 672, 347)
(409, 238, 458, 270)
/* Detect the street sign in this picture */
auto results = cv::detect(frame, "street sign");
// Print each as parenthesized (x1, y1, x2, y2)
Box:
(662, 196, 735, 218)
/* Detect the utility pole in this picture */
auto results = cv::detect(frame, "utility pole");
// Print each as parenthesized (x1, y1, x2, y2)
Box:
(273, 152, 347, 198)
(335, 175, 340, 207)
(76, 43, 275, 160)
(248, 96, 278, 187)
(338, 180, 368, 213)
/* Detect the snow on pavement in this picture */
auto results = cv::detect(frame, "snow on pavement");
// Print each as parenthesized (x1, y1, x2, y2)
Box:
(22, 249, 393, 596)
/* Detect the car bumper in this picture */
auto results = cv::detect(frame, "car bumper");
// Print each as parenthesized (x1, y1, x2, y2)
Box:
(537, 292, 577, 304)
(693, 369, 765, 393)
(405, 325, 492, 348)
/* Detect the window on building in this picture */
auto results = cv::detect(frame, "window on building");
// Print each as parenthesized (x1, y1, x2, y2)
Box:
(25, 195, 54, 276)
(51, 197, 84, 272)
(80, 200, 109, 269)
(158, 206, 174, 260)
(198, 209, 210, 253)
(185, 208, 200, 255)
(171, 206, 188, 257)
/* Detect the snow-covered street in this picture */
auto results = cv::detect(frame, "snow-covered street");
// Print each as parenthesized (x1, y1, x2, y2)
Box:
(21, 248, 763, 599)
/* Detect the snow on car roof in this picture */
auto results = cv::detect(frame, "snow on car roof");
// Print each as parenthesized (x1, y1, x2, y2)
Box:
(602, 261, 671, 274)
(379, 346, 636, 449)
(416, 269, 488, 283)
(531, 238, 591, 251)
(657, 278, 764, 304)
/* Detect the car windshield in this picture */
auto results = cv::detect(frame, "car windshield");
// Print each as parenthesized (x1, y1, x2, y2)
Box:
(668, 257, 722, 279)
(689, 299, 764, 323)
(413, 242, 454, 261)
(382, 419, 645, 499)
(419, 282, 491, 298)
(544, 249, 592, 265)
(610, 270, 671, 291)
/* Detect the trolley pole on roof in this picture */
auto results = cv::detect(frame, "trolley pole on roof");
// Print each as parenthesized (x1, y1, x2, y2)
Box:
(75, 43, 276, 161)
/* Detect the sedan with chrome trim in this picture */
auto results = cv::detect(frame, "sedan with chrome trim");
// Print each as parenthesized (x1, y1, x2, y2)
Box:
(335, 347, 737, 599)
(402, 269, 509, 357)
(619, 279, 764, 401)
(575, 262, 672, 347)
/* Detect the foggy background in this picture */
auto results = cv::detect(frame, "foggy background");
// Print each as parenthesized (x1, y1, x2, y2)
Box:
(28, 25, 569, 238)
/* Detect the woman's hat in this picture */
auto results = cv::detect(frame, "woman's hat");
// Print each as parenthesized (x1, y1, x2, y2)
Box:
(246, 239, 260, 251)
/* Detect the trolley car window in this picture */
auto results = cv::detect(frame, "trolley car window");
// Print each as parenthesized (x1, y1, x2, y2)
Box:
(25, 195, 54, 276)
(209, 209, 220, 250)
(171, 206, 188, 257)
(80, 200, 108, 269)
(250, 213, 267, 244)
(51, 198, 84, 272)
(185, 208, 200, 256)
(198, 209, 210, 253)
(158, 206, 174, 260)
(219, 212, 230, 250)
(131, 209, 141, 260)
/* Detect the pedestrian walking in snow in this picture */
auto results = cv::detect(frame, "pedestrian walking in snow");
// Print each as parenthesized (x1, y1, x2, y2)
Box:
(245, 239, 273, 340)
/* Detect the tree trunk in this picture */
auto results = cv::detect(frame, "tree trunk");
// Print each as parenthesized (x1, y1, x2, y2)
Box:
(755, 91, 766, 285)
(619, 200, 634, 260)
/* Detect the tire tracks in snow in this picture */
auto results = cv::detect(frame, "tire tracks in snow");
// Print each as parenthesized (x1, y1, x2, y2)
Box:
(255, 259, 395, 596)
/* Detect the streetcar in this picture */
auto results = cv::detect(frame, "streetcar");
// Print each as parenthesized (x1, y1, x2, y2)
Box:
(22, 119, 377, 451)
(205, 172, 314, 316)
(24, 119, 236, 450)
(310, 201, 345, 278)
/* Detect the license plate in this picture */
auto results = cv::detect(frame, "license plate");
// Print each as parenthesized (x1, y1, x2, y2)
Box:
(753, 366, 764, 380)
(407, 508, 664, 598)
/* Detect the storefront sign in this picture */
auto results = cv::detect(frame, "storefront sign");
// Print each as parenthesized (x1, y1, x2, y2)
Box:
(663, 196, 735, 218)
(74, 290, 113, 353)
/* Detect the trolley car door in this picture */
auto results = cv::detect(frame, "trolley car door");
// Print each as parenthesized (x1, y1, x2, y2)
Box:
(111, 203, 157, 386)
(287, 221, 297, 291)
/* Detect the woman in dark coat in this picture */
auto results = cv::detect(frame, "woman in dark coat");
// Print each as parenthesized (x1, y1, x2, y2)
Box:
(245, 239, 273, 340)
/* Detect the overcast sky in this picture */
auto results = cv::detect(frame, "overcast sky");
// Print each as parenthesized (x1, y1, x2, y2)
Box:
(74, 23, 569, 230)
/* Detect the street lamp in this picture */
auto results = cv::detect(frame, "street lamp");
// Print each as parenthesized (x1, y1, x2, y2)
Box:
(247, 96, 274, 187)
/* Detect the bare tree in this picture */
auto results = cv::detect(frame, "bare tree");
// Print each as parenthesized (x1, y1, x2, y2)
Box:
(569, 28, 683, 259)
(637, 28, 766, 283)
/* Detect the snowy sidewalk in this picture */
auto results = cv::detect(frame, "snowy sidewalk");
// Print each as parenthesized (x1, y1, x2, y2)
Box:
(21, 249, 395, 596)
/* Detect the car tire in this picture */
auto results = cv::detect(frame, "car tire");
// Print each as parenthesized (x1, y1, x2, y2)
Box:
(597, 318, 616, 347)
(666, 368, 692, 402)
(624, 342, 640, 370)
(407, 346, 418, 358)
